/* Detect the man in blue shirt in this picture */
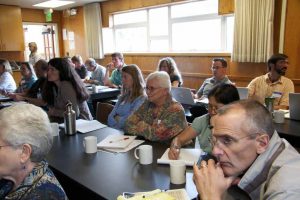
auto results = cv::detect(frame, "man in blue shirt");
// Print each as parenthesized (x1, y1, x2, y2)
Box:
(104, 52, 126, 88)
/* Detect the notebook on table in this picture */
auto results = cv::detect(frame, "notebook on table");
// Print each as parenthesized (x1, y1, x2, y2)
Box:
(289, 93, 300, 120)
(171, 87, 208, 106)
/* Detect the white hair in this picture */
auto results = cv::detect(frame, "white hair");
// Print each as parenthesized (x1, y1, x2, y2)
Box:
(146, 71, 171, 92)
(0, 104, 53, 162)
(85, 58, 97, 68)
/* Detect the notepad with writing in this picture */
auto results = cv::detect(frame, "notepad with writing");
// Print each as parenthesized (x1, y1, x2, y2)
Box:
(97, 134, 136, 149)
(157, 148, 202, 166)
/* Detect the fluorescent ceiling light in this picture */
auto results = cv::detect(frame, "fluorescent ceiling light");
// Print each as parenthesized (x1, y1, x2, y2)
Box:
(33, 0, 75, 8)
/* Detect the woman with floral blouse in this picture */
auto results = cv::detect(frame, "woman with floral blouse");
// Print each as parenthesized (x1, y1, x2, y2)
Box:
(124, 71, 187, 142)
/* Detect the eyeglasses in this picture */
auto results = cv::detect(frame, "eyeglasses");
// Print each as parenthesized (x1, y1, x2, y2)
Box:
(0, 145, 12, 150)
(209, 133, 259, 149)
(145, 86, 161, 93)
(208, 104, 222, 113)
(211, 66, 224, 70)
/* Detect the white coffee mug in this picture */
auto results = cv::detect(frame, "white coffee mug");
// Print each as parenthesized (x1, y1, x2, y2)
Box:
(273, 110, 285, 123)
(92, 85, 98, 93)
(134, 145, 153, 165)
(50, 123, 59, 136)
(170, 160, 186, 184)
(83, 136, 97, 154)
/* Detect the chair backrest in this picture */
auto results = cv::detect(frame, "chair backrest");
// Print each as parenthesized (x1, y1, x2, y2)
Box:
(96, 102, 114, 125)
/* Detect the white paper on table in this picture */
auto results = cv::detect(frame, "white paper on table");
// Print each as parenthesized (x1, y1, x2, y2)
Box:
(59, 119, 107, 133)
(98, 140, 144, 153)
(157, 148, 202, 166)
(279, 109, 290, 119)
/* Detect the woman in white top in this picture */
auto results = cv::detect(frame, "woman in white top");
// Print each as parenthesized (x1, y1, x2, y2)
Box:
(28, 42, 41, 66)
(0, 59, 16, 94)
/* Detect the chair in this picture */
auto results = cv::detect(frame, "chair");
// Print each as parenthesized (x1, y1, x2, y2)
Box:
(96, 102, 114, 125)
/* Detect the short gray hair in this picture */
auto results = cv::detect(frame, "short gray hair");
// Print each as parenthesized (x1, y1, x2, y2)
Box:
(0, 104, 53, 162)
(146, 71, 171, 92)
(85, 58, 97, 68)
(217, 100, 274, 137)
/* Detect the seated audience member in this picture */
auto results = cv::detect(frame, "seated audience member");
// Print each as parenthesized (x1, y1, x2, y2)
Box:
(0, 104, 67, 199)
(9, 59, 48, 106)
(71, 55, 88, 79)
(193, 100, 300, 199)
(168, 84, 240, 159)
(16, 62, 37, 93)
(157, 57, 183, 87)
(108, 65, 146, 130)
(248, 54, 294, 110)
(0, 59, 16, 93)
(124, 71, 187, 142)
(28, 42, 41, 66)
(103, 52, 126, 88)
(84, 58, 106, 85)
(43, 58, 92, 122)
(195, 58, 232, 99)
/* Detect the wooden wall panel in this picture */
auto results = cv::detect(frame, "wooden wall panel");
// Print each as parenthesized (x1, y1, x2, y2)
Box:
(96, 53, 299, 92)
(284, 0, 300, 80)
(61, 7, 87, 59)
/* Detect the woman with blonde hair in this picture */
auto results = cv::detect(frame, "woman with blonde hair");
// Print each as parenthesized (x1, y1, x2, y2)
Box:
(28, 42, 41, 66)
(108, 64, 146, 130)
(0, 59, 16, 94)
(157, 57, 183, 87)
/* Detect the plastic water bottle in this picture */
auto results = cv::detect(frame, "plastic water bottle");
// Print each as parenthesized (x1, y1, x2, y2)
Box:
(64, 101, 76, 135)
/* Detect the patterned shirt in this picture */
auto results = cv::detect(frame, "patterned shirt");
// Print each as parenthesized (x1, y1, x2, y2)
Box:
(0, 160, 67, 200)
(124, 97, 187, 142)
(247, 73, 294, 107)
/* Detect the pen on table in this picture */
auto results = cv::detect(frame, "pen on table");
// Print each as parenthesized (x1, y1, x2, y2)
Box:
(109, 137, 130, 143)
(142, 189, 166, 198)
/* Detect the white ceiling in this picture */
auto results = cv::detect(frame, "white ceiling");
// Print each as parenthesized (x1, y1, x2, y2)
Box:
(0, 0, 107, 10)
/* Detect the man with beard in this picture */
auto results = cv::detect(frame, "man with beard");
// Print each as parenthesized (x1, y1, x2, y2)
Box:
(193, 100, 300, 200)
(247, 54, 294, 109)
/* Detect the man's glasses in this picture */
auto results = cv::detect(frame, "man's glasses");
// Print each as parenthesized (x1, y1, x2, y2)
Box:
(0, 145, 12, 150)
(209, 133, 259, 149)
(145, 86, 161, 93)
(211, 66, 224, 70)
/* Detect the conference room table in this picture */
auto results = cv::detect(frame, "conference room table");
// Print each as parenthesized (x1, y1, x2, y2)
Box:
(46, 127, 198, 200)
(274, 118, 300, 148)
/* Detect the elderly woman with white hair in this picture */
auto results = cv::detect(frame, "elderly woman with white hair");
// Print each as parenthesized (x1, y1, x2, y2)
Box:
(124, 71, 187, 142)
(0, 104, 67, 199)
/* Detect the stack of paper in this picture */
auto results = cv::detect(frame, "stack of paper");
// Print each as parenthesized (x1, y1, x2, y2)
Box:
(97, 134, 144, 153)
(118, 189, 190, 200)
(59, 119, 107, 133)
(157, 148, 202, 166)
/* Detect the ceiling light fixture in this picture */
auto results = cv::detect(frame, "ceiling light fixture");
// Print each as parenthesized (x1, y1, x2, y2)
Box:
(33, 0, 75, 8)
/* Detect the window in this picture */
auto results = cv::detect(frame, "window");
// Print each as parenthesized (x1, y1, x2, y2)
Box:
(103, 0, 234, 53)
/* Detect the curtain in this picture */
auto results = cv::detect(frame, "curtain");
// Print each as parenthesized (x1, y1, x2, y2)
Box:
(83, 3, 104, 59)
(232, 0, 274, 62)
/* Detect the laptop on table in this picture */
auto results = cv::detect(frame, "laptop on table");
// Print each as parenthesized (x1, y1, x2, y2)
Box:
(171, 87, 208, 106)
(289, 93, 300, 120)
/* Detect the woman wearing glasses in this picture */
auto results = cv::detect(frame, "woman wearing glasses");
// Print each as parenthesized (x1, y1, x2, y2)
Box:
(108, 65, 146, 130)
(124, 71, 187, 142)
(0, 104, 67, 199)
(168, 83, 240, 159)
